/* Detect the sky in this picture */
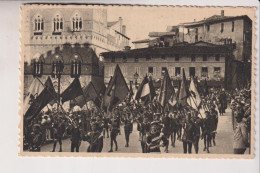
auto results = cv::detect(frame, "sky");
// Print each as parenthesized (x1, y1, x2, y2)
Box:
(107, 6, 255, 47)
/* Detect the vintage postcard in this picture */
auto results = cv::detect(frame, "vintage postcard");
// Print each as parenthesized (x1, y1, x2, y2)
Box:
(19, 4, 256, 158)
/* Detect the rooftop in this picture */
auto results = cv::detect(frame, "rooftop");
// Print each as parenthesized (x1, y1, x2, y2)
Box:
(101, 41, 236, 57)
(180, 15, 251, 28)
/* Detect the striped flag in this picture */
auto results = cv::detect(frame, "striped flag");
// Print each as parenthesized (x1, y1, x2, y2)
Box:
(158, 68, 174, 108)
(23, 78, 45, 114)
(24, 77, 56, 120)
(135, 75, 156, 104)
(187, 77, 201, 110)
(178, 68, 189, 106)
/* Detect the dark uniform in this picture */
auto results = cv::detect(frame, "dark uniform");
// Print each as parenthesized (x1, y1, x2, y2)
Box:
(70, 121, 82, 152)
(219, 90, 227, 115)
(29, 125, 43, 152)
(123, 117, 133, 147)
(162, 114, 171, 152)
(84, 123, 103, 152)
(210, 107, 218, 146)
(51, 117, 65, 152)
(182, 116, 195, 154)
(193, 117, 202, 154)
(138, 117, 150, 153)
(102, 117, 109, 138)
(202, 112, 213, 153)
(108, 117, 120, 152)
(170, 113, 178, 147)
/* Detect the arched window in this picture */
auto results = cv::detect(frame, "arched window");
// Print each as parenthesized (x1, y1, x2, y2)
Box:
(71, 54, 82, 78)
(34, 15, 44, 32)
(72, 13, 82, 31)
(32, 53, 44, 77)
(51, 55, 64, 78)
(53, 14, 63, 33)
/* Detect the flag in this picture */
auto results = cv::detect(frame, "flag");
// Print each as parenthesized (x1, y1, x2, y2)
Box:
(102, 76, 113, 111)
(135, 75, 156, 104)
(128, 81, 134, 101)
(24, 77, 56, 120)
(187, 77, 201, 110)
(169, 88, 177, 107)
(178, 68, 189, 106)
(104, 65, 129, 111)
(61, 78, 83, 103)
(71, 82, 98, 107)
(23, 78, 44, 114)
(158, 68, 174, 107)
(203, 79, 209, 96)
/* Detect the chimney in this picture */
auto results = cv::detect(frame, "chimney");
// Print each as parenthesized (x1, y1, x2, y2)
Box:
(118, 17, 123, 33)
(221, 10, 224, 16)
(122, 25, 126, 35)
(194, 19, 196, 22)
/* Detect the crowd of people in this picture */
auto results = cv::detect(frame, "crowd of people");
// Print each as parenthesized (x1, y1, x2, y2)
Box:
(230, 88, 251, 154)
(23, 86, 251, 154)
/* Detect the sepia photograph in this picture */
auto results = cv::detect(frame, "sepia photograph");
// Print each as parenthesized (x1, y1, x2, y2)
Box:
(19, 4, 256, 157)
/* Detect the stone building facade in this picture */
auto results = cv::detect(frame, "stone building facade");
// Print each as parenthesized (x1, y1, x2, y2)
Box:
(130, 11, 252, 89)
(101, 42, 236, 89)
(179, 10, 252, 62)
(22, 4, 130, 94)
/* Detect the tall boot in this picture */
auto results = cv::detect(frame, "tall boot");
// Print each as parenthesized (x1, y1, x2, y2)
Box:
(115, 141, 118, 151)
(59, 144, 62, 152)
(108, 139, 113, 152)
(51, 142, 56, 152)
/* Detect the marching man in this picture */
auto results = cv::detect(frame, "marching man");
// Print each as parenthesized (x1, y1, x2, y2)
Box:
(146, 122, 168, 153)
(84, 122, 103, 152)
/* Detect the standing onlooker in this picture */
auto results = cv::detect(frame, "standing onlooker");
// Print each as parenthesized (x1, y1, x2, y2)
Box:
(233, 113, 248, 154)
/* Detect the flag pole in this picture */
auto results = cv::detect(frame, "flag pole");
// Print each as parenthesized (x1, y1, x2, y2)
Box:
(189, 94, 203, 119)
(35, 77, 76, 126)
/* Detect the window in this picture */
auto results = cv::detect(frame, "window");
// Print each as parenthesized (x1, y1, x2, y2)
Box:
(188, 28, 190, 34)
(53, 14, 63, 33)
(221, 23, 224, 33)
(71, 54, 81, 78)
(175, 54, 179, 61)
(72, 13, 82, 31)
(161, 67, 167, 76)
(51, 55, 64, 78)
(122, 56, 127, 63)
(201, 67, 208, 77)
(214, 67, 221, 73)
(109, 66, 115, 76)
(215, 54, 220, 61)
(146, 55, 151, 61)
(189, 67, 195, 77)
(214, 67, 221, 79)
(207, 25, 210, 31)
(148, 67, 153, 75)
(111, 57, 115, 63)
(175, 67, 181, 76)
(203, 55, 208, 61)
(195, 28, 198, 34)
(134, 56, 139, 62)
(191, 54, 196, 62)
(195, 35, 198, 42)
(161, 55, 166, 60)
(232, 21, 235, 32)
(135, 67, 140, 76)
(34, 15, 44, 34)
(33, 60, 43, 77)
(121, 66, 127, 75)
